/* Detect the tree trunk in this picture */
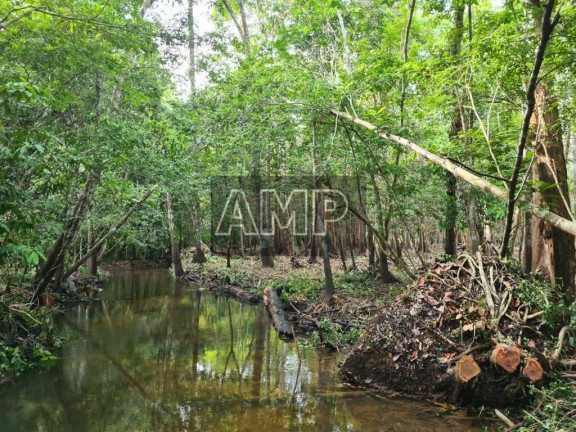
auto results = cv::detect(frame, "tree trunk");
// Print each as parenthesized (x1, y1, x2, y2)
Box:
(263, 286, 293, 339)
(371, 173, 394, 281)
(63, 186, 157, 280)
(571, 129, 576, 215)
(337, 223, 347, 272)
(444, 2, 465, 256)
(192, 200, 207, 264)
(317, 214, 335, 303)
(221, 0, 250, 53)
(501, 0, 560, 256)
(86, 218, 98, 276)
(188, 0, 195, 92)
(347, 222, 357, 270)
(445, 171, 458, 255)
(166, 193, 184, 277)
(531, 83, 575, 302)
(34, 170, 101, 302)
(466, 191, 481, 253)
(367, 229, 375, 269)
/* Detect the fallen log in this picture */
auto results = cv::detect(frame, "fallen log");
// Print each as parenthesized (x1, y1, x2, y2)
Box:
(491, 344, 522, 373)
(263, 286, 294, 339)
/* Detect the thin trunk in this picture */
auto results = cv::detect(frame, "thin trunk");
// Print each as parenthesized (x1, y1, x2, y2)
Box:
(370, 173, 394, 281)
(367, 229, 375, 269)
(259, 190, 274, 268)
(336, 10, 351, 74)
(260, 234, 274, 268)
(400, 0, 417, 128)
(237, 0, 250, 53)
(317, 214, 335, 303)
(523, 211, 532, 273)
(445, 172, 458, 255)
(86, 219, 98, 276)
(166, 193, 185, 277)
(221, 0, 250, 53)
(572, 131, 576, 215)
(501, 0, 560, 256)
(337, 223, 347, 272)
(466, 192, 481, 253)
(347, 221, 357, 270)
(227, 231, 232, 268)
(445, 1, 465, 256)
(188, 0, 196, 93)
(309, 120, 319, 263)
(509, 208, 522, 257)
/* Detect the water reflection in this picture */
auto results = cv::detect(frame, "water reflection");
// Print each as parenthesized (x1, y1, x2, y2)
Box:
(0, 270, 484, 431)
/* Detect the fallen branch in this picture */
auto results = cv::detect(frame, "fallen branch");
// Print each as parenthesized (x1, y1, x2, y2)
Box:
(552, 326, 575, 364)
(328, 109, 576, 236)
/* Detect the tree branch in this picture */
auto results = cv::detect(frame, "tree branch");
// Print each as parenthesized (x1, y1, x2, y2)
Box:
(328, 108, 576, 236)
(0, 7, 37, 29)
(63, 185, 158, 280)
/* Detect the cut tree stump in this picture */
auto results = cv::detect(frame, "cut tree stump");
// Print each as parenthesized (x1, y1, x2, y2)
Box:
(263, 286, 294, 339)
(491, 344, 522, 373)
(523, 358, 544, 382)
(456, 355, 481, 382)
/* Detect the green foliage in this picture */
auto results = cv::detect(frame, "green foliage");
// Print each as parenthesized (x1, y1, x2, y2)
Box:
(311, 317, 364, 348)
(269, 277, 323, 302)
(515, 277, 576, 328)
(0, 300, 62, 378)
(333, 272, 379, 297)
(214, 265, 253, 287)
(517, 380, 576, 432)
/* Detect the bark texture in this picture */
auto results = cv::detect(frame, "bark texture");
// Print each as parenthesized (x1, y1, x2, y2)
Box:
(531, 84, 575, 302)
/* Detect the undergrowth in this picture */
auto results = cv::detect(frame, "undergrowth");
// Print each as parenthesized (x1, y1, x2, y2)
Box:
(0, 291, 61, 381)
(516, 379, 576, 431)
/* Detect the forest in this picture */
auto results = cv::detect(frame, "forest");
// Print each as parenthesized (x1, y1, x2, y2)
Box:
(1, 0, 576, 430)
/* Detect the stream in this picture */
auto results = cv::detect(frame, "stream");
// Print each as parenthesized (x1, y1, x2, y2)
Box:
(0, 269, 485, 431)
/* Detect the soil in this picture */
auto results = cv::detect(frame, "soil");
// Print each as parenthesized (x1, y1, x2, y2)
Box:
(339, 254, 564, 408)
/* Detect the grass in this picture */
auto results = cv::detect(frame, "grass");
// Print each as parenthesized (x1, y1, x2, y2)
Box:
(182, 251, 388, 301)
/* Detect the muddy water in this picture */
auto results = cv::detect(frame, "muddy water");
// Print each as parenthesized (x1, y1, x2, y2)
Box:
(0, 270, 485, 431)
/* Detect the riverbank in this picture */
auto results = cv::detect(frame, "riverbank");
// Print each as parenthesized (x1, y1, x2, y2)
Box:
(182, 252, 402, 350)
(181, 250, 576, 430)
(0, 272, 105, 382)
(0, 268, 489, 431)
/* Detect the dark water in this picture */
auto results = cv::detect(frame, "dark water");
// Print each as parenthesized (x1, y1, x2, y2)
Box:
(0, 270, 485, 431)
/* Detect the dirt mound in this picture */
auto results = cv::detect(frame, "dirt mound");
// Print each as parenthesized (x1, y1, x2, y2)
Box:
(339, 253, 564, 408)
